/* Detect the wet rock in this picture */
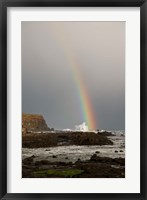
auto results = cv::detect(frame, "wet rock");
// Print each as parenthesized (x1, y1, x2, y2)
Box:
(113, 158, 125, 166)
(57, 162, 67, 166)
(22, 164, 32, 169)
(97, 131, 115, 136)
(22, 156, 125, 178)
(23, 156, 35, 165)
(90, 154, 99, 162)
(23, 131, 114, 148)
(52, 155, 57, 158)
(22, 164, 36, 169)
(35, 160, 51, 165)
(95, 151, 100, 154)
(90, 155, 125, 166)
(75, 158, 81, 164)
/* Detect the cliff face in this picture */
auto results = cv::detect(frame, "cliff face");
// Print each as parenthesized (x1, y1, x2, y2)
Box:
(22, 113, 49, 131)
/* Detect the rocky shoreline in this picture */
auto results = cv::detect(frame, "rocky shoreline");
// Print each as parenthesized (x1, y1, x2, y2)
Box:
(22, 154, 125, 178)
(22, 131, 113, 148)
(22, 131, 125, 178)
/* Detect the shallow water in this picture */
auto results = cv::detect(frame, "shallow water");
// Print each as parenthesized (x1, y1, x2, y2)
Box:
(22, 132, 125, 163)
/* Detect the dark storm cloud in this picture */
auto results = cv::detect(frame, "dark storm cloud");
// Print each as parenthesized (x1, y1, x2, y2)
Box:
(22, 21, 125, 130)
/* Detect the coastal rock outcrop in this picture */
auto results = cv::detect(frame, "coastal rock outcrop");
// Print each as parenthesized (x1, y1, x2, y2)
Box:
(22, 113, 50, 132)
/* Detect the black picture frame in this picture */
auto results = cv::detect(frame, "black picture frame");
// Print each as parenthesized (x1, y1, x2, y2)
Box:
(0, 0, 147, 199)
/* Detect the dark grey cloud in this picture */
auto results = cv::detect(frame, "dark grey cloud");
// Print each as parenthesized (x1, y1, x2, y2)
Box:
(22, 21, 125, 130)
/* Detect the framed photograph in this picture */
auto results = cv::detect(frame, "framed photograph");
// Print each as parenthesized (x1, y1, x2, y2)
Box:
(0, 0, 146, 199)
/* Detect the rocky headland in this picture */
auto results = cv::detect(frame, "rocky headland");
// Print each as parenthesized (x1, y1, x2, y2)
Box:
(22, 113, 52, 133)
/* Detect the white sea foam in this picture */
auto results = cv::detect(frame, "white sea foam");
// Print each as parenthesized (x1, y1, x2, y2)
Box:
(75, 122, 88, 132)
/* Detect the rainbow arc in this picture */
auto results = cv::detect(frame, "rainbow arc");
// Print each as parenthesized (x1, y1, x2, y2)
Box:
(53, 24, 97, 130)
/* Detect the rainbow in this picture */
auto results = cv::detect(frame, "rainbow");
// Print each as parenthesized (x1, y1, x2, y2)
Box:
(66, 54, 97, 130)
(52, 24, 97, 130)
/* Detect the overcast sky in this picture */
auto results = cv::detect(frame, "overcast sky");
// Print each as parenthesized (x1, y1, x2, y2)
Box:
(22, 21, 125, 130)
